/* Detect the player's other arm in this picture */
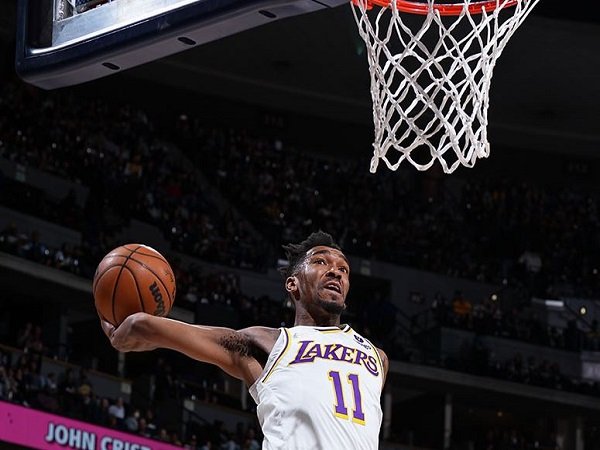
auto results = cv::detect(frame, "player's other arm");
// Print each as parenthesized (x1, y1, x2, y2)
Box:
(376, 348, 390, 385)
(100, 312, 276, 385)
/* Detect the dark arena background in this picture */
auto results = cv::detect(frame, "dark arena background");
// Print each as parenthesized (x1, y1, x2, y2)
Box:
(1, 1, 600, 449)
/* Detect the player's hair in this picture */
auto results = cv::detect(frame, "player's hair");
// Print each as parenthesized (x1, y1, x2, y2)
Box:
(280, 231, 341, 278)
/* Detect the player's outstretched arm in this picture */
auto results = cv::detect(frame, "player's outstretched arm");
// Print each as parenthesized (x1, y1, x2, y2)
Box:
(100, 312, 278, 385)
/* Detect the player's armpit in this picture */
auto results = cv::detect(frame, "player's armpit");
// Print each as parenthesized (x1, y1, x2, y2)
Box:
(237, 326, 282, 367)
(102, 312, 270, 385)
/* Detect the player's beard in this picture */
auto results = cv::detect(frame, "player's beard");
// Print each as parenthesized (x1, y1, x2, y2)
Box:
(316, 297, 346, 315)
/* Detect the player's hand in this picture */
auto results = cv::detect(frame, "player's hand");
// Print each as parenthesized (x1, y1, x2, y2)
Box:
(99, 312, 158, 352)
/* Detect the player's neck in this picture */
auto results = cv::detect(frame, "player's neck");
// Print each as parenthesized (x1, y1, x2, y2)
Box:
(294, 310, 341, 327)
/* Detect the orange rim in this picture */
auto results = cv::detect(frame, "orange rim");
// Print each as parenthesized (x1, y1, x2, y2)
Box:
(352, 0, 520, 15)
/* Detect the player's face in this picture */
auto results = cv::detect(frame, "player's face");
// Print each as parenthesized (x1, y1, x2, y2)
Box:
(293, 246, 350, 315)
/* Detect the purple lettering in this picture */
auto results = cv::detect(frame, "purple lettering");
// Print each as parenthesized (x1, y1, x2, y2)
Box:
(322, 344, 339, 360)
(354, 350, 368, 366)
(365, 355, 379, 376)
(328, 370, 348, 417)
(290, 340, 316, 364)
(305, 343, 323, 360)
(290, 339, 380, 376)
(339, 345, 355, 363)
(348, 374, 365, 423)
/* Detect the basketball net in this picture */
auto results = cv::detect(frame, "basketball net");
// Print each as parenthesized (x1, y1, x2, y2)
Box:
(351, 0, 540, 173)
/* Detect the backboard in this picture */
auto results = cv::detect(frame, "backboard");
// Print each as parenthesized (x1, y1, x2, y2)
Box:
(16, 0, 346, 89)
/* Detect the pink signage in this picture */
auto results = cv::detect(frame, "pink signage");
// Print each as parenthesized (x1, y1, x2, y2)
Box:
(0, 401, 182, 450)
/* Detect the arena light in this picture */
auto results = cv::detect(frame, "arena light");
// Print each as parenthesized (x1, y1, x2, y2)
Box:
(531, 298, 564, 309)
(579, 306, 588, 316)
(532, 298, 568, 313)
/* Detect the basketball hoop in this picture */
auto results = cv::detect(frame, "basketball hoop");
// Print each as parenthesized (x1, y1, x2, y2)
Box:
(351, 0, 540, 173)
(358, 0, 520, 15)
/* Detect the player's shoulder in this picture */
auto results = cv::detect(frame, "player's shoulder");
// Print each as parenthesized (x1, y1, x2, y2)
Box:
(238, 325, 280, 339)
(238, 326, 281, 353)
(355, 330, 388, 370)
(376, 347, 389, 367)
(375, 346, 390, 382)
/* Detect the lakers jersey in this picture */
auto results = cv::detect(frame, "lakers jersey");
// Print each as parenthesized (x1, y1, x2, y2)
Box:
(249, 325, 384, 450)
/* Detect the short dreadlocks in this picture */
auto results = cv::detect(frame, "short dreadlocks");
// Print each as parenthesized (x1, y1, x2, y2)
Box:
(279, 231, 341, 279)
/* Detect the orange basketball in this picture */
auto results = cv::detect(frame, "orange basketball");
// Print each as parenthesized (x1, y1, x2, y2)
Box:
(93, 244, 176, 326)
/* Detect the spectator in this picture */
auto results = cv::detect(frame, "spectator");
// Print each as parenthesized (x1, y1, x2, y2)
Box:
(586, 320, 600, 351)
(46, 372, 58, 394)
(145, 409, 158, 436)
(243, 428, 260, 450)
(158, 428, 170, 442)
(431, 292, 449, 327)
(16, 322, 33, 348)
(452, 291, 472, 328)
(77, 370, 93, 399)
(108, 396, 126, 425)
(185, 434, 198, 450)
(518, 248, 543, 295)
(170, 431, 183, 446)
(125, 408, 140, 432)
(93, 397, 111, 426)
(199, 440, 213, 450)
(221, 432, 239, 450)
(138, 417, 152, 438)
(0, 366, 8, 399)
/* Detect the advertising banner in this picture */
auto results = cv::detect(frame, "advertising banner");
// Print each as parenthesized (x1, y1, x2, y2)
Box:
(0, 401, 181, 450)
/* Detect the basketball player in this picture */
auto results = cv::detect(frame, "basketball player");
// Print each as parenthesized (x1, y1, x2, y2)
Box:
(101, 231, 389, 449)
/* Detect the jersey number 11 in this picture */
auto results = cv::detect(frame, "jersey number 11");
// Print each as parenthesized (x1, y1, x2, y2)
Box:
(328, 370, 365, 425)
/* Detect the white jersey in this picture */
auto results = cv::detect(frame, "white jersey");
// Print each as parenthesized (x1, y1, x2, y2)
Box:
(249, 325, 384, 450)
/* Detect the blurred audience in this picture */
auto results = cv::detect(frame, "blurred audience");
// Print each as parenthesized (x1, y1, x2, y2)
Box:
(426, 292, 599, 352)
(0, 335, 263, 449)
(2, 80, 600, 299)
(1, 76, 600, 450)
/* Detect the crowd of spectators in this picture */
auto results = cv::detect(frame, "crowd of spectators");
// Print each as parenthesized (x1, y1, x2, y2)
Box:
(174, 119, 600, 299)
(0, 221, 265, 321)
(2, 79, 600, 300)
(429, 291, 600, 352)
(0, 322, 264, 449)
(445, 337, 600, 398)
(3, 315, 584, 450)
(3, 320, 577, 450)
(0, 81, 268, 271)
(415, 290, 600, 396)
(0, 172, 83, 230)
(0, 222, 85, 276)
(2, 76, 600, 447)
(474, 427, 562, 450)
(2, 211, 599, 401)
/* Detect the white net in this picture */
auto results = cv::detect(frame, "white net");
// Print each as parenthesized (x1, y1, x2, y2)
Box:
(351, 0, 540, 173)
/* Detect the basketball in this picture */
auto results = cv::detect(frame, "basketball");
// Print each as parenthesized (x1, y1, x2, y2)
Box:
(93, 244, 176, 326)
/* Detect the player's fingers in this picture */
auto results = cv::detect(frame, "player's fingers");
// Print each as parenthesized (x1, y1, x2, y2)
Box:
(99, 317, 115, 339)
